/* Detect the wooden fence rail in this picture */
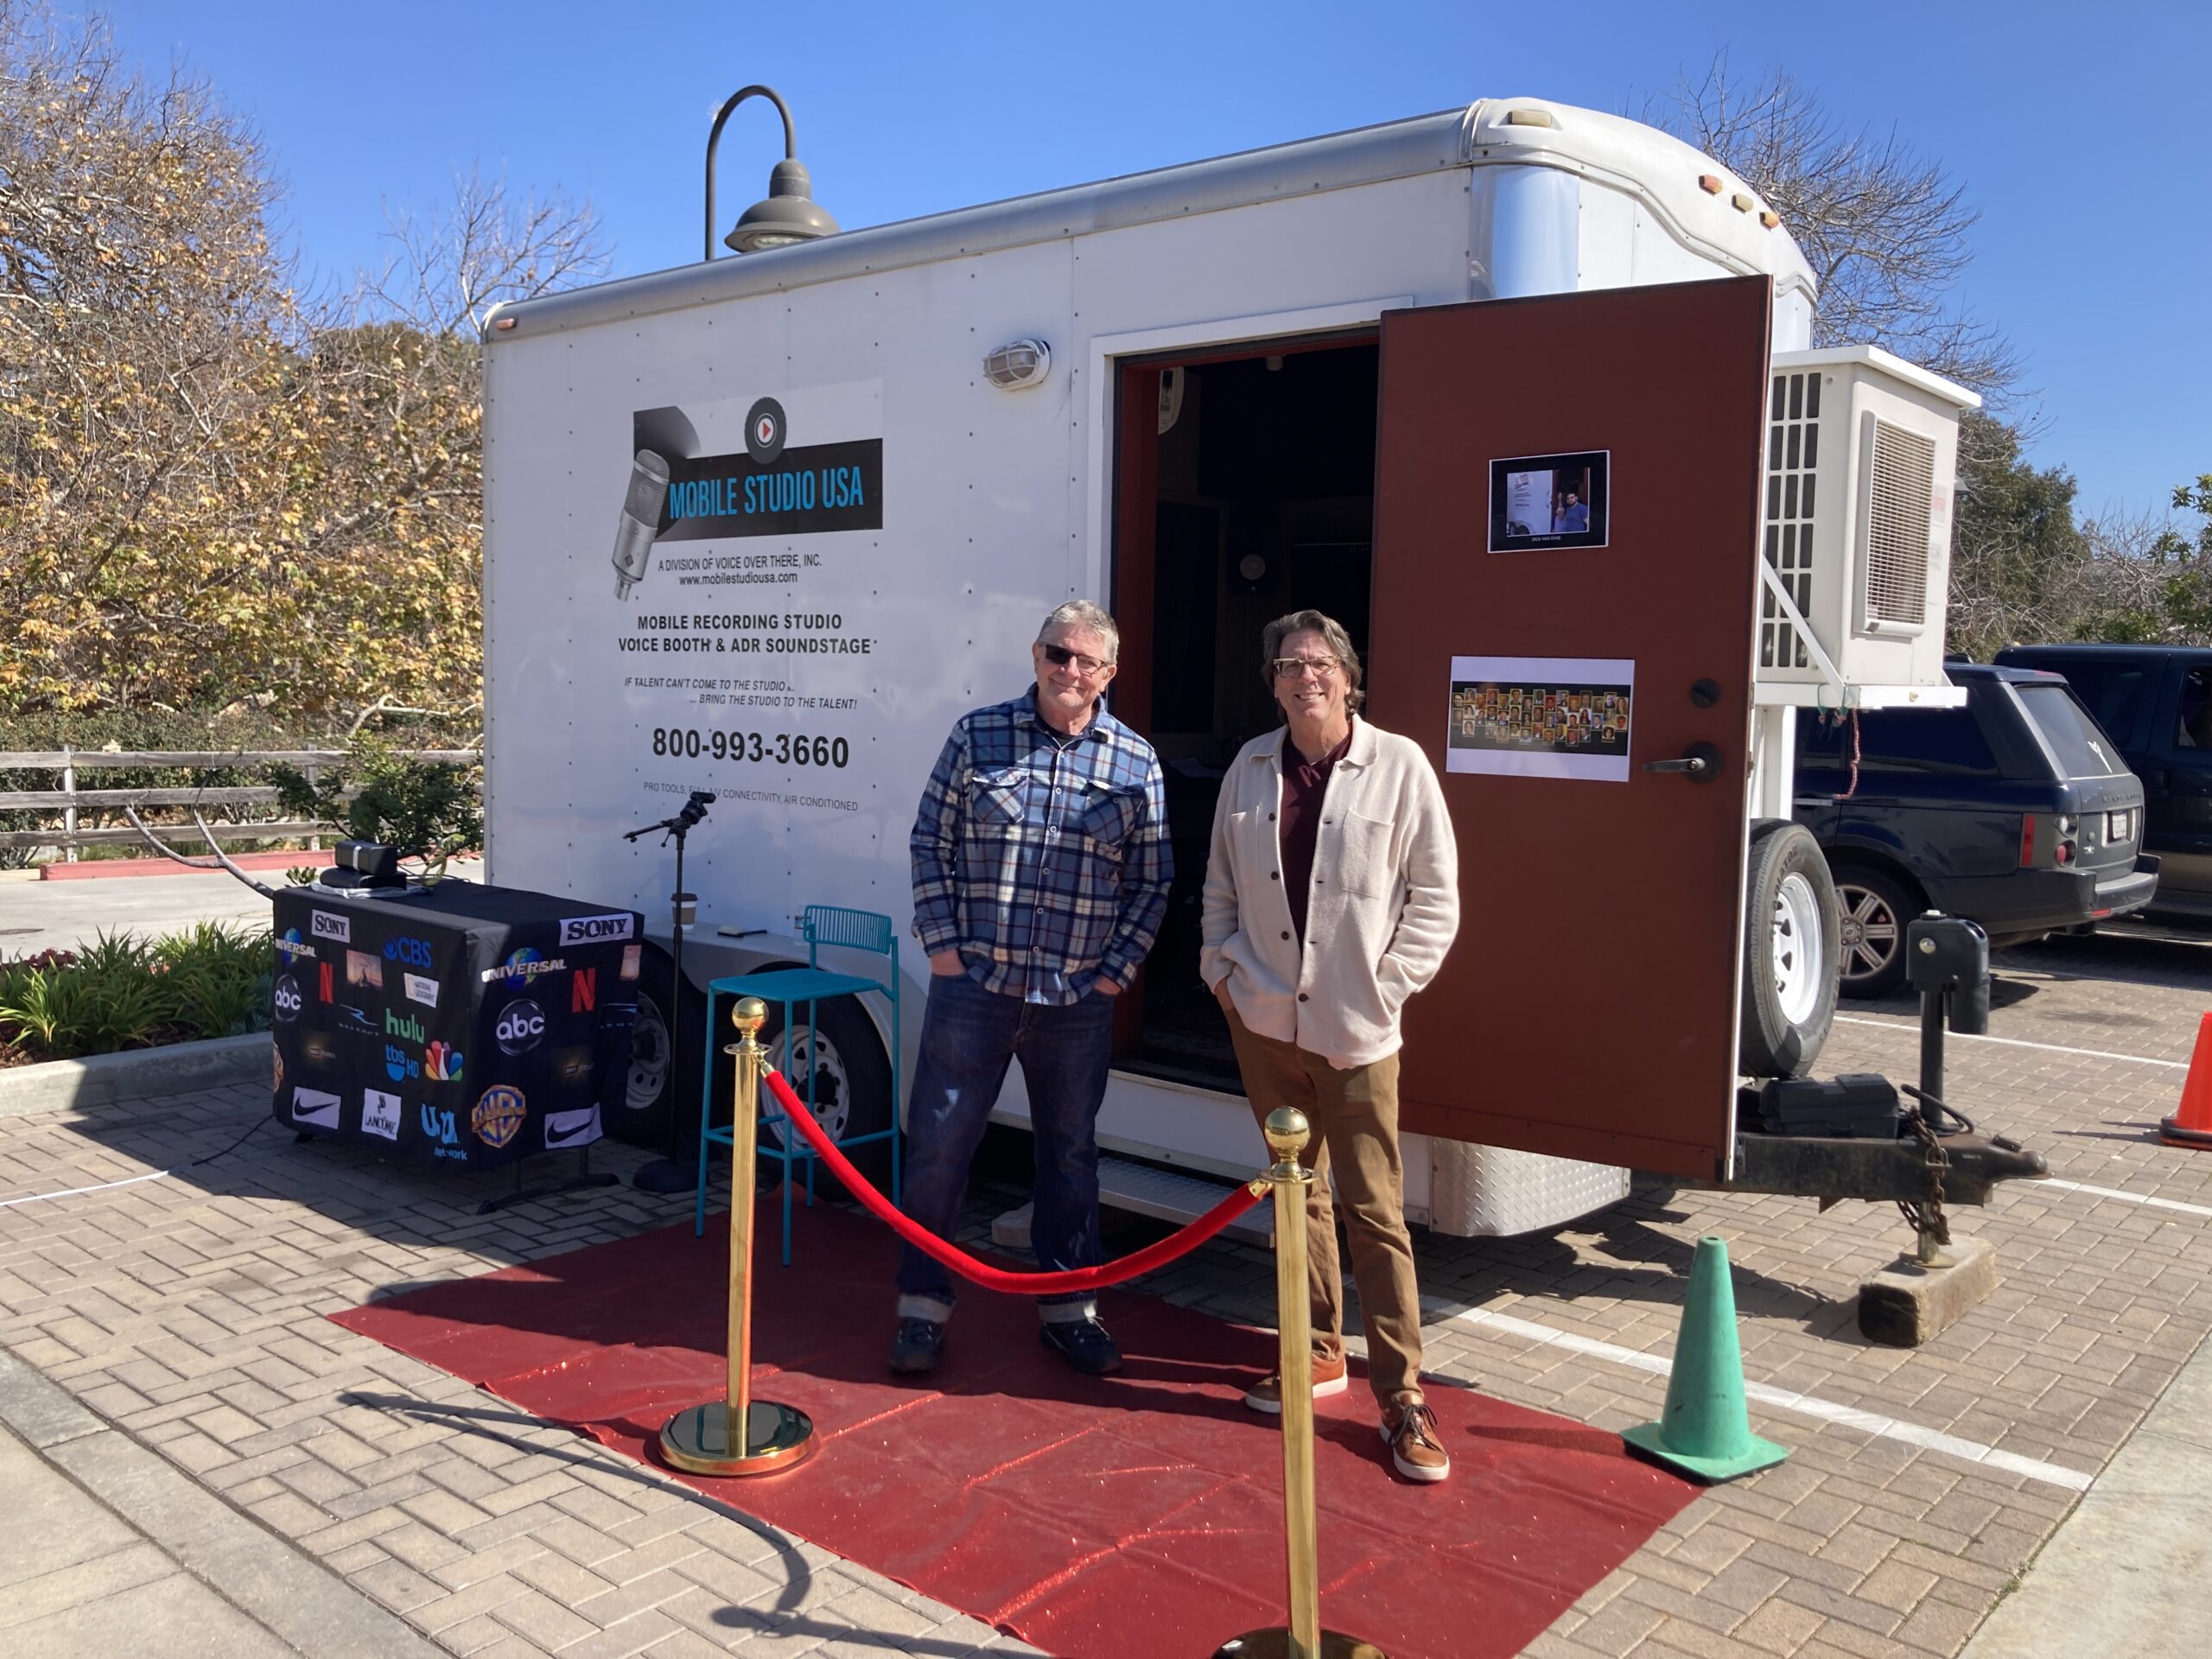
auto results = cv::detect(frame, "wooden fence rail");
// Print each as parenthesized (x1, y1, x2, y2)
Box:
(0, 748, 481, 859)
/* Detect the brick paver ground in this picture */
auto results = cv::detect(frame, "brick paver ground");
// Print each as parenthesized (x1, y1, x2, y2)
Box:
(3, 918, 2209, 1656)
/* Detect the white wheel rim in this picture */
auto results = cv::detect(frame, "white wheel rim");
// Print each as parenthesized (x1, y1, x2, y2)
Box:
(1837, 885, 1902, 983)
(626, 995, 670, 1111)
(1771, 870, 1825, 1025)
(764, 1025, 852, 1147)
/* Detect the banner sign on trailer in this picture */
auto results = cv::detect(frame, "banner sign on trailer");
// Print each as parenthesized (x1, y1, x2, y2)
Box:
(1446, 655, 1637, 782)
(270, 884, 643, 1170)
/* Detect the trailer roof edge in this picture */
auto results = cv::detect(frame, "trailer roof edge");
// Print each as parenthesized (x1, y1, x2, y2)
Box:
(484, 99, 1816, 341)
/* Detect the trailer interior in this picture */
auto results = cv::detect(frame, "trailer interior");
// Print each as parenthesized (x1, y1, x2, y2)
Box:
(1109, 334, 1381, 1087)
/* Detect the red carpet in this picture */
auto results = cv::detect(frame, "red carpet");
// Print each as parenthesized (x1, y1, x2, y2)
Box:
(333, 1201, 1695, 1657)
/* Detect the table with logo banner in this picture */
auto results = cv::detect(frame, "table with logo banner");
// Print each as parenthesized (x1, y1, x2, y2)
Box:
(269, 883, 645, 1194)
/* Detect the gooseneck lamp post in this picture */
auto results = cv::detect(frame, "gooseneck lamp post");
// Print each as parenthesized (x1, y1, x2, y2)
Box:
(705, 85, 841, 259)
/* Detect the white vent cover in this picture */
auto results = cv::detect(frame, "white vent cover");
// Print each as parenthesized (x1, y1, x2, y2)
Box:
(982, 337, 1051, 391)
(1759, 368, 1822, 671)
(1862, 418, 1935, 628)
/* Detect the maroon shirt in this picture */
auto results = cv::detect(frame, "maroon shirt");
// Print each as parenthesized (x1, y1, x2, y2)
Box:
(1279, 721, 1355, 944)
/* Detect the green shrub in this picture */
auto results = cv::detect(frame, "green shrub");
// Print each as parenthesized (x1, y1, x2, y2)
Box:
(0, 923, 275, 1062)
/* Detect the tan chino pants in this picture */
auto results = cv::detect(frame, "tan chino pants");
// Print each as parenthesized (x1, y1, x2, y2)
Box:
(1225, 1007, 1425, 1404)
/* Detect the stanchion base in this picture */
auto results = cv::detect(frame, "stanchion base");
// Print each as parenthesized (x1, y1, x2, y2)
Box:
(658, 1400, 814, 1478)
(1213, 1630, 1388, 1657)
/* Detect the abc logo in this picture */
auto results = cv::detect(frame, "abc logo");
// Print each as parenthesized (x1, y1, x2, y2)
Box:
(496, 998, 546, 1055)
(272, 975, 302, 1022)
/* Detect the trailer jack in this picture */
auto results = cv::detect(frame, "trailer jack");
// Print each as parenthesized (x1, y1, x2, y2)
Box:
(1676, 915, 2045, 1345)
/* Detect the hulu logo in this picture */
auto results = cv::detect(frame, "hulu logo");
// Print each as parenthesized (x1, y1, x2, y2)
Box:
(385, 1009, 426, 1044)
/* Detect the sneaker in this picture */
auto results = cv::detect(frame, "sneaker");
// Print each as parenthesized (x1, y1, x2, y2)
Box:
(887, 1317, 945, 1375)
(1380, 1395, 1450, 1484)
(1242, 1352, 1351, 1414)
(1038, 1318, 1123, 1376)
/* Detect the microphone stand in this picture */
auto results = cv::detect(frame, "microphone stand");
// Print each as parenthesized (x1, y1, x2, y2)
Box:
(626, 799, 709, 1194)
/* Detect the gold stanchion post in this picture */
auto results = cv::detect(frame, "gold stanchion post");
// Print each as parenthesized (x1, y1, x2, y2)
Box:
(1212, 1108, 1387, 1659)
(659, 997, 816, 1476)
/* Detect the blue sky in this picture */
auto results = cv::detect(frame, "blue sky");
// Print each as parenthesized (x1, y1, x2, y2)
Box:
(100, 0, 2208, 521)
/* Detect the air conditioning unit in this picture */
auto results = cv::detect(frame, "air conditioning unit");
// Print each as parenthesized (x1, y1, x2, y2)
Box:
(1755, 346, 1980, 699)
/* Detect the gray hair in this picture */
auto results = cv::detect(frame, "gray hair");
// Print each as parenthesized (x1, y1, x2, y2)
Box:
(1037, 600, 1120, 664)
(1262, 609, 1364, 714)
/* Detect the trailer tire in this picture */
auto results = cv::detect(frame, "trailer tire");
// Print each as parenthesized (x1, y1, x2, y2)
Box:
(1739, 819, 1839, 1079)
(750, 996, 895, 1202)
(627, 945, 706, 1153)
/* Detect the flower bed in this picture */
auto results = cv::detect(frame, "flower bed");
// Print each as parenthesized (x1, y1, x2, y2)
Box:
(0, 923, 273, 1067)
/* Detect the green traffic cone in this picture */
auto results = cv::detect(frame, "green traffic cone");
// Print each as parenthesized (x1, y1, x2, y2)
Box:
(1620, 1236, 1788, 1484)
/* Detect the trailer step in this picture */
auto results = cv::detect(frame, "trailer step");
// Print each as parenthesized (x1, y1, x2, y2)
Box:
(990, 1155, 1273, 1251)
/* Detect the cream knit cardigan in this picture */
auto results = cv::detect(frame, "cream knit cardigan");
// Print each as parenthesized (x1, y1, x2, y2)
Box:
(1198, 718, 1459, 1070)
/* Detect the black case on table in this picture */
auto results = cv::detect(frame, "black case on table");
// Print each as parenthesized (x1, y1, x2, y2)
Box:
(270, 883, 644, 1170)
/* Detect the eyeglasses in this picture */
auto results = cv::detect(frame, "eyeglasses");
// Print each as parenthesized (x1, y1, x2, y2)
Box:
(1272, 657, 1340, 681)
(1039, 641, 1111, 677)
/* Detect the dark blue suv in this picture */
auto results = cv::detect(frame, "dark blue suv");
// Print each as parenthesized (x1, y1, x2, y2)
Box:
(1793, 664, 2158, 995)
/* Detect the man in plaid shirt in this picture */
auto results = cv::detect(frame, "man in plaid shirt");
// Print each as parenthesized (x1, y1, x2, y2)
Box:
(891, 600, 1172, 1377)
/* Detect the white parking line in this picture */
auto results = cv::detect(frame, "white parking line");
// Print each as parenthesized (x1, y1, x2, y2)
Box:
(1832, 1014, 2188, 1071)
(1430, 1298, 2095, 1492)
(0, 1169, 171, 1209)
(2038, 1178, 2212, 1219)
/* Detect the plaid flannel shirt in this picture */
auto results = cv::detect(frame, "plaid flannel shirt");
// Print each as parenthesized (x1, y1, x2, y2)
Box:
(910, 690, 1173, 1004)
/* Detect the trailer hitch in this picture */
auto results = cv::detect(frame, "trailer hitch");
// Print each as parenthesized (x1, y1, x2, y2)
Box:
(1687, 914, 2047, 1227)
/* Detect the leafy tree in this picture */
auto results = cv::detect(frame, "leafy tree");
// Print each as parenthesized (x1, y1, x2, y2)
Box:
(1946, 410, 2088, 657)
(0, 2, 606, 733)
(268, 732, 482, 874)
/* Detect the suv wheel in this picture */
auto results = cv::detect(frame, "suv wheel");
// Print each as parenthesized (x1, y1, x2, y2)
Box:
(1834, 868, 1916, 998)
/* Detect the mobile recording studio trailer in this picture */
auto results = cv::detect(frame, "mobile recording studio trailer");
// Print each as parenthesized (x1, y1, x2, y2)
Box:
(479, 96, 1988, 1238)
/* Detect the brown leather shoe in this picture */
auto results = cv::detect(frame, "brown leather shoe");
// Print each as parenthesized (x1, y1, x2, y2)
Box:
(1242, 1352, 1350, 1414)
(1380, 1394, 1450, 1483)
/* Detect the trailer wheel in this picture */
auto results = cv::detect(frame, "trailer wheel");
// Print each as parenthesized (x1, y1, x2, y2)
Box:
(628, 946, 706, 1151)
(752, 997, 895, 1201)
(1739, 820, 1839, 1079)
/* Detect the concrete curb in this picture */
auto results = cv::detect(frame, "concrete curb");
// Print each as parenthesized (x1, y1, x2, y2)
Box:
(0, 1033, 269, 1121)
(0, 1347, 447, 1659)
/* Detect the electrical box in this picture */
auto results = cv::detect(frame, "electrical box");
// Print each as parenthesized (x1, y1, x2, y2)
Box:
(1755, 346, 1980, 701)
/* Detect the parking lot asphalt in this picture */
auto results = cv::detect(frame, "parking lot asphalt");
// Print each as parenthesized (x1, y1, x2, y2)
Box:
(0, 917, 2208, 1656)
(0, 861, 486, 958)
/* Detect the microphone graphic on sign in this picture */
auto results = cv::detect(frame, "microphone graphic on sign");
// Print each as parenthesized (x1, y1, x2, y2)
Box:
(612, 448, 672, 600)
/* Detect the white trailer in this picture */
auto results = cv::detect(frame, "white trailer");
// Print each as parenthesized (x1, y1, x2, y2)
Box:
(479, 96, 1980, 1237)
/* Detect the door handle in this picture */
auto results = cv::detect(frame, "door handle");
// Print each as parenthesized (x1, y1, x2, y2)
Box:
(1643, 742, 1723, 781)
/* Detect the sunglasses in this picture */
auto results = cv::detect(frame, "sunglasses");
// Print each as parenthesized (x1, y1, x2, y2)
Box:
(1039, 642, 1111, 677)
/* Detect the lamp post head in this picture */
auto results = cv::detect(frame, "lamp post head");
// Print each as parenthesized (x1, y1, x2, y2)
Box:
(726, 156, 840, 252)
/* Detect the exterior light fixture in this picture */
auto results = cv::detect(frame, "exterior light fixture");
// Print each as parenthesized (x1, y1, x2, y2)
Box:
(982, 338, 1052, 391)
(705, 85, 840, 259)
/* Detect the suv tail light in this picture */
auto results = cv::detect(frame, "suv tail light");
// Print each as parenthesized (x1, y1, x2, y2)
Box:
(2055, 814, 2078, 866)
(2018, 813, 2081, 868)
(2019, 813, 2037, 868)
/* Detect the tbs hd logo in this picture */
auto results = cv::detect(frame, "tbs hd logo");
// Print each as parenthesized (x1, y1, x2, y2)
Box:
(496, 998, 547, 1055)
(559, 913, 635, 947)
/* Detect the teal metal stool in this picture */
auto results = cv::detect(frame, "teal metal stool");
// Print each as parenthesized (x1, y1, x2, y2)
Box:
(697, 906, 902, 1263)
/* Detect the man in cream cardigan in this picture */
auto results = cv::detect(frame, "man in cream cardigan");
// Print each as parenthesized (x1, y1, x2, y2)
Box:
(1199, 608, 1460, 1483)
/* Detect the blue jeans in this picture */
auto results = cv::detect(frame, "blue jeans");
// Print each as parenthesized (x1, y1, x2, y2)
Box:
(894, 970, 1117, 1323)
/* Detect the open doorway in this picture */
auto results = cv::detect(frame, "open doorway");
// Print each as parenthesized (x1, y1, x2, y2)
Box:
(1109, 335, 1380, 1087)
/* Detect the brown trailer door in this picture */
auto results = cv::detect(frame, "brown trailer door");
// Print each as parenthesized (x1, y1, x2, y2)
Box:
(1365, 276, 1771, 1179)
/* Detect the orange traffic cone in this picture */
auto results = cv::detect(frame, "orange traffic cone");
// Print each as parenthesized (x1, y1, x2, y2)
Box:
(2161, 1012, 2212, 1150)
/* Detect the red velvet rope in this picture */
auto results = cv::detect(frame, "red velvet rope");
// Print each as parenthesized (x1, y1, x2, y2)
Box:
(762, 1066, 1267, 1294)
